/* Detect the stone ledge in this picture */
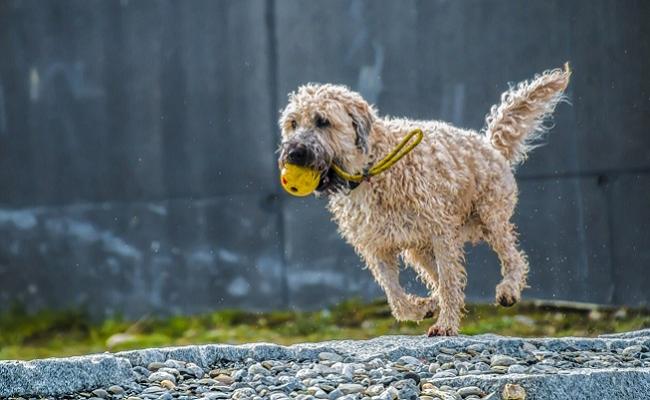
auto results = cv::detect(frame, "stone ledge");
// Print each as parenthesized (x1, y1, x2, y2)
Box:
(1, 330, 649, 398)
(0, 354, 134, 398)
(431, 367, 650, 399)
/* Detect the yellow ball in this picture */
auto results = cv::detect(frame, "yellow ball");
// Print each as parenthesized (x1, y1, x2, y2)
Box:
(280, 163, 320, 197)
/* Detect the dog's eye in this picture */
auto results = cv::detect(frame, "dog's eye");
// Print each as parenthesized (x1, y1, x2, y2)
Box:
(290, 120, 297, 130)
(315, 116, 330, 129)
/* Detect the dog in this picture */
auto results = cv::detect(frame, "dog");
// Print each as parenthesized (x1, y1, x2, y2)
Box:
(278, 64, 571, 336)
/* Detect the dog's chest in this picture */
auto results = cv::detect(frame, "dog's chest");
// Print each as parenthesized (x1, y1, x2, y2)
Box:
(327, 189, 445, 249)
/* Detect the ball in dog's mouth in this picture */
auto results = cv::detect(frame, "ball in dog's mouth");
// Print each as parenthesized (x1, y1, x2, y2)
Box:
(280, 164, 321, 196)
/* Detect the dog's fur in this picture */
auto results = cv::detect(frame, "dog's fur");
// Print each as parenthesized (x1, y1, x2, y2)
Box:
(278, 65, 571, 336)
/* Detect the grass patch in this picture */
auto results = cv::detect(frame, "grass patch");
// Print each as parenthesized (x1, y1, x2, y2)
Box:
(1, 299, 649, 360)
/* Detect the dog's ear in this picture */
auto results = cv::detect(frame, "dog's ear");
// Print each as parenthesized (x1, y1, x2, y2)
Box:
(349, 102, 374, 153)
(278, 92, 297, 134)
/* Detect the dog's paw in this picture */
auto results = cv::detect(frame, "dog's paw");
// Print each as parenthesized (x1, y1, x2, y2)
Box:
(416, 301, 437, 320)
(496, 282, 520, 307)
(427, 324, 458, 337)
(497, 293, 518, 307)
(412, 296, 438, 320)
(394, 307, 435, 322)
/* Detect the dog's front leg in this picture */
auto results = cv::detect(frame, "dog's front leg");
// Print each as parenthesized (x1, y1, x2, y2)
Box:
(402, 248, 440, 318)
(366, 252, 435, 322)
(428, 237, 467, 336)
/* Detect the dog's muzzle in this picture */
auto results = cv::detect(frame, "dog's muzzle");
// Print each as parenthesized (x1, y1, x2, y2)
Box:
(285, 146, 314, 167)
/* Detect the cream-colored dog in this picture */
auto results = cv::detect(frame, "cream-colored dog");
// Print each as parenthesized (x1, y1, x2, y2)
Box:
(278, 65, 571, 336)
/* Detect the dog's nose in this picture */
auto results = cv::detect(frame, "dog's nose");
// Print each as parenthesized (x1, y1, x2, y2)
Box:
(287, 146, 311, 166)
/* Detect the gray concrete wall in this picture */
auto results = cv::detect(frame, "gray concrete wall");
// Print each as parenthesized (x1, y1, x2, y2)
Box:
(0, 0, 648, 318)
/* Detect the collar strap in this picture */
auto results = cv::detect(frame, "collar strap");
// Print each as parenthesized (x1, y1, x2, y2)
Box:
(331, 128, 424, 184)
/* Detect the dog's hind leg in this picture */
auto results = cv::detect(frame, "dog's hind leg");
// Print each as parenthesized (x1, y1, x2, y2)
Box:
(428, 236, 467, 336)
(402, 248, 439, 318)
(483, 220, 529, 307)
(476, 184, 529, 306)
(365, 251, 436, 322)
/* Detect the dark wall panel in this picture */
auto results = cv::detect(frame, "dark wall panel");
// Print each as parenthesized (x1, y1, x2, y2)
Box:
(515, 178, 614, 304)
(282, 198, 380, 309)
(610, 174, 650, 306)
(0, 195, 284, 318)
(0, 0, 648, 317)
(0, 0, 276, 206)
(569, 0, 650, 174)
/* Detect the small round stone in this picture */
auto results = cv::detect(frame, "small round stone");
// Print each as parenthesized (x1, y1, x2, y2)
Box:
(160, 379, 176, 389)
(164, 359, 185, 369)
(341, 364, 355, 379)
(502, 383, 526, 400)
(158, 367, 179, 377)
(248, 363, 271, 376)
(91, 389, 109, 398)
(365, 384, 385, 396)
(232, 368, 248, 381)
(133, 365, 151, 378)
(457, 386, 484, 397)
(185, 364, 205, 378)
(490, 365, 509, 374)
(398, 356, 422, 365)
(143, 386, 166, 394)
(432, 371, 456, 379)
(474, 361, 490, 371)
(338, 383, 365, 394)
(107, 385, 125, 395)
(427, 363, 441, 373)
(507, 364, 527, 374)
(214, 373, 234, 385)
(436, 354, 455, 363)
(319, 352, 344, 362)
(378, 386, 399, 400)
(622, 345, 643, 357)
(203, 393, 230, 400)
(148, 371, 177, 384)
(438, 347, 456, 355)
(490, 355, 518, 367)
(440, 362, 455, 370)
(403, 371, 420, 384)
(148, 362, 166, 371)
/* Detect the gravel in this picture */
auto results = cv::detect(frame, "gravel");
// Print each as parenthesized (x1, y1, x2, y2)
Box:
(2, 331, 650, 399)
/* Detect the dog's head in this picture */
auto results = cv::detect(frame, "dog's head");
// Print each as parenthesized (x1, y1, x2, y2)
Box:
(278, 84, 376, 196)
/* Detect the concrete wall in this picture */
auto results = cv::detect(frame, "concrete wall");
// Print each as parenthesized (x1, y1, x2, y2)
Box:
(0, 0, 648, 318)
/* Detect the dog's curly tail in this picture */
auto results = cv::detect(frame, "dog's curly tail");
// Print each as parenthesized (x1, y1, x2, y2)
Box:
(483, 63, 571, 166)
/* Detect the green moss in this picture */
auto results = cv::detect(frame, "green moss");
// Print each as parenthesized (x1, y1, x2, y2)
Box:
(1, 299, 649, 360)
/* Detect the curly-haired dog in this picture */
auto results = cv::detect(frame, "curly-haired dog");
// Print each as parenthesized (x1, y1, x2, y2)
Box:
(278, 64, 571, 336)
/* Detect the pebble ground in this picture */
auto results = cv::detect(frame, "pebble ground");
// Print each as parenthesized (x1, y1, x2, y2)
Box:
(7, 341, 649, 400)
